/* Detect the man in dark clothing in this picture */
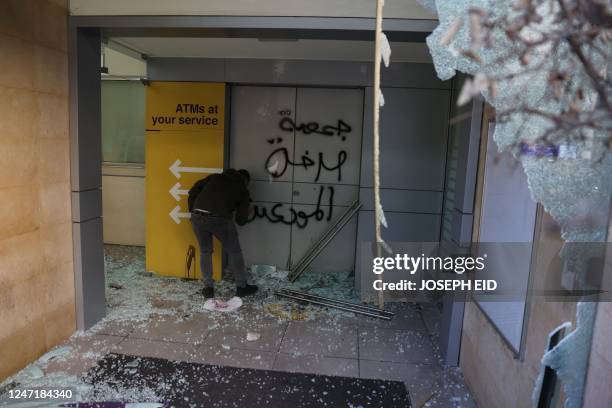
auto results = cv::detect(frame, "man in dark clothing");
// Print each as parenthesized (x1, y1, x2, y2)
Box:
(188, 168, 257, 299)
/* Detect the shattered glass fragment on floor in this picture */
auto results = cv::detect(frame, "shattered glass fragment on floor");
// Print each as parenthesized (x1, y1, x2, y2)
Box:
(0, 245, 476, 407)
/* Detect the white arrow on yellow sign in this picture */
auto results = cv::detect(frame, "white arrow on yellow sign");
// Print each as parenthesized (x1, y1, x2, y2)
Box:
(170, 159, 223, 179)
(169, 182, 189, 201)
(170, 205, 191, 224)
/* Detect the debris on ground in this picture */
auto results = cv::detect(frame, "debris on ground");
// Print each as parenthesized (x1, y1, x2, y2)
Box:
(203, 297, 243, 312)
(39, 346, 72, 363)
(0, 245, 476, 407)
(246, 332, 261, 342)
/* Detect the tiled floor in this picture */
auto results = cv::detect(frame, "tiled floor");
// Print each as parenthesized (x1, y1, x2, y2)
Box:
(5, 245, 476, 407)
(41, 300, 475, 407)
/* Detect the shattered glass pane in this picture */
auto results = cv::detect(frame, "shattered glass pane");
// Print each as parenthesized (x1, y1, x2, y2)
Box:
(419, 0, 610, 243)
(420, 1, 611, 406)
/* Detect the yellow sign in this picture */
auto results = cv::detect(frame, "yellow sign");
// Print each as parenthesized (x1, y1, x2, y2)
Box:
(145, 82, 225, 279)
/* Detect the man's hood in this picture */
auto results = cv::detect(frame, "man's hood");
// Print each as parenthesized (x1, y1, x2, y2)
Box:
(223, 168, 244, 182)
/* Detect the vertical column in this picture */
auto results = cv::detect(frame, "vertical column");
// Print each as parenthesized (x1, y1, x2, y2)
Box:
(449, 99, 484, 246)
(69, 26, 106, 330)
(439, 98, 484, 366)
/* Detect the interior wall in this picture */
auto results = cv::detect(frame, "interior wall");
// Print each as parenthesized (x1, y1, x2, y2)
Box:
(100, 81, 146, 246)
(229, 85, 364, 271)
(0, 0, 75, 381)
(102, 45, 147, 78)
(148, 58, 451, 279)
(102, 165, 146, 246)
(69, 0, 436, 20)
(101, 80, 145, 163)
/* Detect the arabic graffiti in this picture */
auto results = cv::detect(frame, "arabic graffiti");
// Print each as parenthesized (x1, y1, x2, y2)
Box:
(265, 147, 347, 182)
(246, 110, 352, 229)
(278, 118, 352, 141)
(248, 185, 334, 229)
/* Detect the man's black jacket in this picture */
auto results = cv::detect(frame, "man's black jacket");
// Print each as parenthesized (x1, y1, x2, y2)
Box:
(188, 169, 251, 226)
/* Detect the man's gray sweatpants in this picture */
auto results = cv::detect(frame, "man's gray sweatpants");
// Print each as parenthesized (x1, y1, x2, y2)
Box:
(190, 213, 248, 288)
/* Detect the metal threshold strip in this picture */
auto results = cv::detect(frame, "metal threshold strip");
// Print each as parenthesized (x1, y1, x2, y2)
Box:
(276, 288, 394, 320)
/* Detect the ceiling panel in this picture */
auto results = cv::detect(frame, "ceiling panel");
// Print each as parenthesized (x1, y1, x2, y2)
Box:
(113, 37, 432, 63)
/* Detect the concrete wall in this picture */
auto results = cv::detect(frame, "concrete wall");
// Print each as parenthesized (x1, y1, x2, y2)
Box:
(69, 0, 436, 19)
(0, 0, 75, 381)
(102, 165, 146, 246)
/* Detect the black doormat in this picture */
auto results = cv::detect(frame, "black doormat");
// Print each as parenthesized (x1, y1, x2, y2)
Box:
(84, 353, 411, 407)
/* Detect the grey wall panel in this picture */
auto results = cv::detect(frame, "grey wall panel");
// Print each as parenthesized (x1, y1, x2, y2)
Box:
(357, 210, 442, 243)
(292, 183, 358, 206)
(355, 211, 442, 299)
(70, 27, 106, 330)
(230, 86, 296, 182)
(147, 58, 226, 82)
(359, 188, 443, 213)
(230, 86, 295, 268)
(451, 210, 473, 246)
(71, 189, 103, 222)
(380, 63, 451, 89)
(70, 28, 102, 191)
(231, 85, 364, 271)
(361, 87, 450, 191)
(148, 58, 450, 90)
(226, 59, 371, 87)
(237, 202, 292, 268)
(72, 16, 436, 40)
(293, 88, 364, 185)
(439, 294, 465, 366)
(248, 180, 293, 204)
(357, 241, 441, 302)
(289, 205, 358, 272)
(72, 217, 106, 329)
(453, 99, 483, 214)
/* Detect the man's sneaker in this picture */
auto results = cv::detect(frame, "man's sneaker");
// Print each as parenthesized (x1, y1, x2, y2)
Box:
(202, 287, 214, 299)
(236, 284, 258, 297)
